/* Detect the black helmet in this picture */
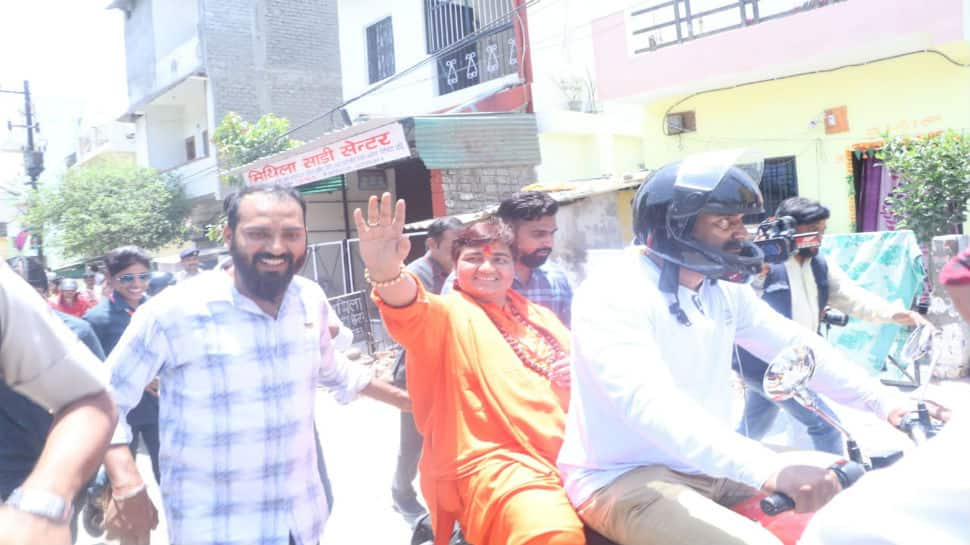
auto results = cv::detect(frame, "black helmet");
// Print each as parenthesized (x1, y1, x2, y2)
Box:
(147, 271, 176, 296)
(633, 150, 766, 282)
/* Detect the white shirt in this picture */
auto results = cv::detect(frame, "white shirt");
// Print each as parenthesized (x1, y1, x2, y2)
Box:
(107, 271, 373, 545)
(800, 412, 970, 545)
(782, 256, 903, 333)
(176, 269, 201, 283)
(558, 247, 907, 507)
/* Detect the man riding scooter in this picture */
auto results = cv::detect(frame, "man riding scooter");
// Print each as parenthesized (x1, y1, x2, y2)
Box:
(557, 150, 935, 545)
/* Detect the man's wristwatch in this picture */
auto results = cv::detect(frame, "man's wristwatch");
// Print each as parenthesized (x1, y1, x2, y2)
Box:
(3, 487, 73, 523)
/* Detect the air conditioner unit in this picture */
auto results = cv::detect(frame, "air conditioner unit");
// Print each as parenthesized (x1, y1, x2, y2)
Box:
(665, 111, 696, 135)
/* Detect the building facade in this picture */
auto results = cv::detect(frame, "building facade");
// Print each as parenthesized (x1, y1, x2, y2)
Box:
(112, 0, 344, 234)
(335, 0, 647, 213)
(589, 0, 970, 233)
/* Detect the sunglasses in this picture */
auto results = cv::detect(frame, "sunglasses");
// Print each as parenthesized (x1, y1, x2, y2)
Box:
(117, 272, 152, 285)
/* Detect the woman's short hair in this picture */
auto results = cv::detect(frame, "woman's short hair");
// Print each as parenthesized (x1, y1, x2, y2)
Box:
(105, 246, 152, 277)
(450, 218, 516, 263)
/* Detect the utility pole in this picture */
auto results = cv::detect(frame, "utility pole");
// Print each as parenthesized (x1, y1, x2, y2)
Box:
(2, 79, 45, 262)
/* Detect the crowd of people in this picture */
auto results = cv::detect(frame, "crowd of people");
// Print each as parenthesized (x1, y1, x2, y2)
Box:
(0, 150, 964, 545)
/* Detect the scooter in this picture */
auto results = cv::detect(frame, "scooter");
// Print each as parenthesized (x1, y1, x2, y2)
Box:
(413, 328, 945, 545)
(739, 327, 944, 545)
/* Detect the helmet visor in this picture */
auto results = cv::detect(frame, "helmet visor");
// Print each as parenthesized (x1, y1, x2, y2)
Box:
(674, 149, 764, 194)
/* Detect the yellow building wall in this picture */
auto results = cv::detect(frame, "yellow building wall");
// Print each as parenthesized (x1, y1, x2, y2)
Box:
(638, 50, 970, 233)
(538, 133, 646, 184)
(613, 135, 646, 175)
(537, 133, 602, 182)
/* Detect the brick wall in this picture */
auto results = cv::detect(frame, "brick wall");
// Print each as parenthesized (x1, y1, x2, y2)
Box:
(203, 0, 343, 140)
(440, 166, 538, 215)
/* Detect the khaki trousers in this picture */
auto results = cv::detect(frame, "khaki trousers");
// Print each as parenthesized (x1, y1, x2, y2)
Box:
(577, 466, 783, 545)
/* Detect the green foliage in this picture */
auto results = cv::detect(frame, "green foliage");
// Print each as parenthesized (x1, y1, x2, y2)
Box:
(23, 161, 191, 259)
(208, 112, 301, 242)
(878, 130, 970, 245)
(212, 112, 301, 185)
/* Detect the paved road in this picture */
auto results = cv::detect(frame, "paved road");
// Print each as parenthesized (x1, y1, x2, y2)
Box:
(78, 390, 414, 545)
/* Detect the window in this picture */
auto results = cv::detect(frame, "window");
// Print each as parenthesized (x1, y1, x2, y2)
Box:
(366, 17, 395, 84)
(185, 136, 197, 161)
(745, 156, 798, 223)
(424, 0, 518, 95)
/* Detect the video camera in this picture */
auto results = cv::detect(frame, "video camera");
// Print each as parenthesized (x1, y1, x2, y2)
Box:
(753, 216, 822, 264)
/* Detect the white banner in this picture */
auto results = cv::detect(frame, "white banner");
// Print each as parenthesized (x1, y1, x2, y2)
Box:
(243, 122, 410, 187)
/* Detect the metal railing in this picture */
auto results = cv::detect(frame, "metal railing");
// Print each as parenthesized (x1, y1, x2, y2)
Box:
(424, 0, 519, 95)
(424, 0, 514, 54)
(629, 0, 847, 54)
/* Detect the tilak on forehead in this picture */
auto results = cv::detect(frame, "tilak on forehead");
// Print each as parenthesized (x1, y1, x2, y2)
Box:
(482, 244, 494, 256)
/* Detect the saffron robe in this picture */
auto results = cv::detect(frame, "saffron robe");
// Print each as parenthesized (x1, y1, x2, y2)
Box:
(375, 277, 583, 545)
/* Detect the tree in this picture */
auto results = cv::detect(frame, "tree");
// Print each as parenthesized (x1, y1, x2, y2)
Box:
(22, 160, 191, 259)
(207, 112, 301, 240)
(212, 112, 301, 185)
(878, 130, 970, 246)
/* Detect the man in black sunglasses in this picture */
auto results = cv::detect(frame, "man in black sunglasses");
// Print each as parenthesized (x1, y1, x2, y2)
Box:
(83, 246, 161, 486)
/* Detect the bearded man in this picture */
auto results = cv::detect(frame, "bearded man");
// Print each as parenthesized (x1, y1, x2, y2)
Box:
(101, 184, 407, 545)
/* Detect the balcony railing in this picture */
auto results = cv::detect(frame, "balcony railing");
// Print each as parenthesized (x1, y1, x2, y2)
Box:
(629, 0, 847, 54)
(424, 0, 519, 95)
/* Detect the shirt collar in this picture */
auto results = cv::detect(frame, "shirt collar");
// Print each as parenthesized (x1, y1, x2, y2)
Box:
(514, 263, 548, 288)
(109, 291, 146, 314)
(205, 270, 303, 319)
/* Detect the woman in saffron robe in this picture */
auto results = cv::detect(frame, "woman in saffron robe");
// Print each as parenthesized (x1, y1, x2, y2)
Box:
(356, 193, 584, 545)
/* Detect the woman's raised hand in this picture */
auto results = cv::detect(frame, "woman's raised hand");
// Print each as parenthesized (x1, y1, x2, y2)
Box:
(353, 192, 411, 279)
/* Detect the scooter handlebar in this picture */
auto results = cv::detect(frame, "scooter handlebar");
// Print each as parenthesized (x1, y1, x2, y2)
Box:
(760, 461, 866, 516)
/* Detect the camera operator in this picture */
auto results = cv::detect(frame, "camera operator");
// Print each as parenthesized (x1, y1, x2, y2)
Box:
(736, 197, 930, 454)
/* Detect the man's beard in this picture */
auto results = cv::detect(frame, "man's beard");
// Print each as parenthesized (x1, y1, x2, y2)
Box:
(722, 240, 744, 254)
(230, 240, 306, 302)
(797, 246, 820, 258)
(519, 248, 551, 269)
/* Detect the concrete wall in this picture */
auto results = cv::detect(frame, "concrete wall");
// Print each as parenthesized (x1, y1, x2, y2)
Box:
(122, 0, 203, 108)
(440, 165, 536, 215)
(552, 189, 636, 283)
(202, 0, 344, 141)
(123, 0, 158, 107)
(145, 104, 187, 171)
(634, 52, 970, 234)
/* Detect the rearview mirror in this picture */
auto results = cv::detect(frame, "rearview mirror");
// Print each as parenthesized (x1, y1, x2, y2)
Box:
(763, 345, 816, 401)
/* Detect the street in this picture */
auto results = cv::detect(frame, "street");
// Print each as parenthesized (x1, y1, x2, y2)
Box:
(76, 373, 969, 545)
(78, 390, 413, 545)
